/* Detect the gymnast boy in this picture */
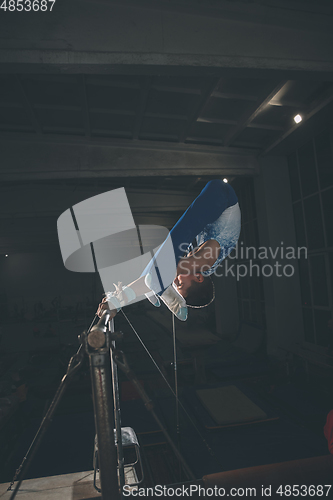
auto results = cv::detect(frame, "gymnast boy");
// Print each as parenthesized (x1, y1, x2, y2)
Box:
(97, 179, 241, 321)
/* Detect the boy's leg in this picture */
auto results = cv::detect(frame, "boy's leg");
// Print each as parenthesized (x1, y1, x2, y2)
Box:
(169, 180, 238, 262)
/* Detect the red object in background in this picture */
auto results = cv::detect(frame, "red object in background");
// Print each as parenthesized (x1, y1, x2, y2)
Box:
(324, 409, 333, 454)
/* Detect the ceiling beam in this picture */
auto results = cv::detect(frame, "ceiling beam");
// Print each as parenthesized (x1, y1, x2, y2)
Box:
(138, 132, 179, 141)
(145, 112, 187, 120)
(42, 126, 86, 134)
(197, 117, 238, 126)
(186, 136, 224, 145)
(0, 188, 196, 220)
(247, 123, 284, 131)
(90, 108, 135, 116)
(262, 84, 333, 155)
(268, 99, 307, 108)
(197, 120, 284, 131)
(133, 76, 152, 140)
(33, 104, 82, 111)
(223, 81, 288, 146)
(77, 75, 91, 137)
(197, 118, 284, 130)
(78, 0, 333, 26)
(1, 51, 333, 79)
(232, 140, 266, 149)
(0, 132, 258, 154)
(90, 130, 132, 138)
(16, 76, 42, 135)
(0, 207, 188, 220)
(86, 77, 140, 89)
(151, 85, 201, 95)
(211, 91, 258, 101)
(0, 135, 258, 181)
(179, 78, 220, 142)
(1, 0, 333, 77)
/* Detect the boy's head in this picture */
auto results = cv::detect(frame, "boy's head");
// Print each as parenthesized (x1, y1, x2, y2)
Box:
(174, 273, 214, 307)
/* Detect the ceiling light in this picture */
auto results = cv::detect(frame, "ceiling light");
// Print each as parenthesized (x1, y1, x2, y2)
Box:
(5, 254, 8, 257)
(294, 114, 302, 124)
(223, 178, 228, 183)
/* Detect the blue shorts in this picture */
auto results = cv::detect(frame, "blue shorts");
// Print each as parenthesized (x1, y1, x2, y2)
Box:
(143, 180, 241, 294)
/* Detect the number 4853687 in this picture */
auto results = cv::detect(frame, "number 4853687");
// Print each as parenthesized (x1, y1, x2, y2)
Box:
(0, 0, 56, 11)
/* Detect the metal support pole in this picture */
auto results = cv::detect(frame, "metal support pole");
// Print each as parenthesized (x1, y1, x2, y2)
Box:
(88, 311, 120, 500)
(89, 352, 120, 499)
(172, 314, 180, 437)
(172, 314, 182, 481)
(110, 318, 125, 492)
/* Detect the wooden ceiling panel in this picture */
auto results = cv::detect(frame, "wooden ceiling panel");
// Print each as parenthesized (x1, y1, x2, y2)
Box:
(0, 75, 20, 103)
(189, 121, 232, 141)
(0, 106, 32, 129)
(140, 116, 185, 138)
(34, 108, 84, 132)
(146, 89, 200, 118)
(233, 126, 279, 148)
(86, 84, 140, 112)
(215, 78, 279, 99)
(90, 113, 135, 134)
(251, 103, 298, 128)
(85, 75, 141, 88)
(151, 75, 205, 92)
(22, 78, 81, 108)
(202, 96, 250, 121)
(0, 74, 331, 169)
(277, 80, 329, 104)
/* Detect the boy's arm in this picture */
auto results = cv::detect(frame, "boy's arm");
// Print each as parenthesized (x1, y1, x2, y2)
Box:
(96, 276, 151, 317)
(126, 276, 151, 296)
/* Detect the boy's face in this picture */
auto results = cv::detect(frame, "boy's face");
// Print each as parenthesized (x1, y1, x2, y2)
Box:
(173, 274, 199, 298)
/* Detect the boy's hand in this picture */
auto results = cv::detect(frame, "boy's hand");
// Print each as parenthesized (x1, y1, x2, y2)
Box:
(112, 282, 129, 306)
(96, 297, 118, 318)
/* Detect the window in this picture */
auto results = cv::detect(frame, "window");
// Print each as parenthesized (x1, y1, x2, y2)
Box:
(288, 128, 333, 347)
(233, 178, 266, 328)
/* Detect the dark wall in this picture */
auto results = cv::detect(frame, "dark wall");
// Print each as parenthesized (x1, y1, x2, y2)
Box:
(0, 250, 102, 323)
